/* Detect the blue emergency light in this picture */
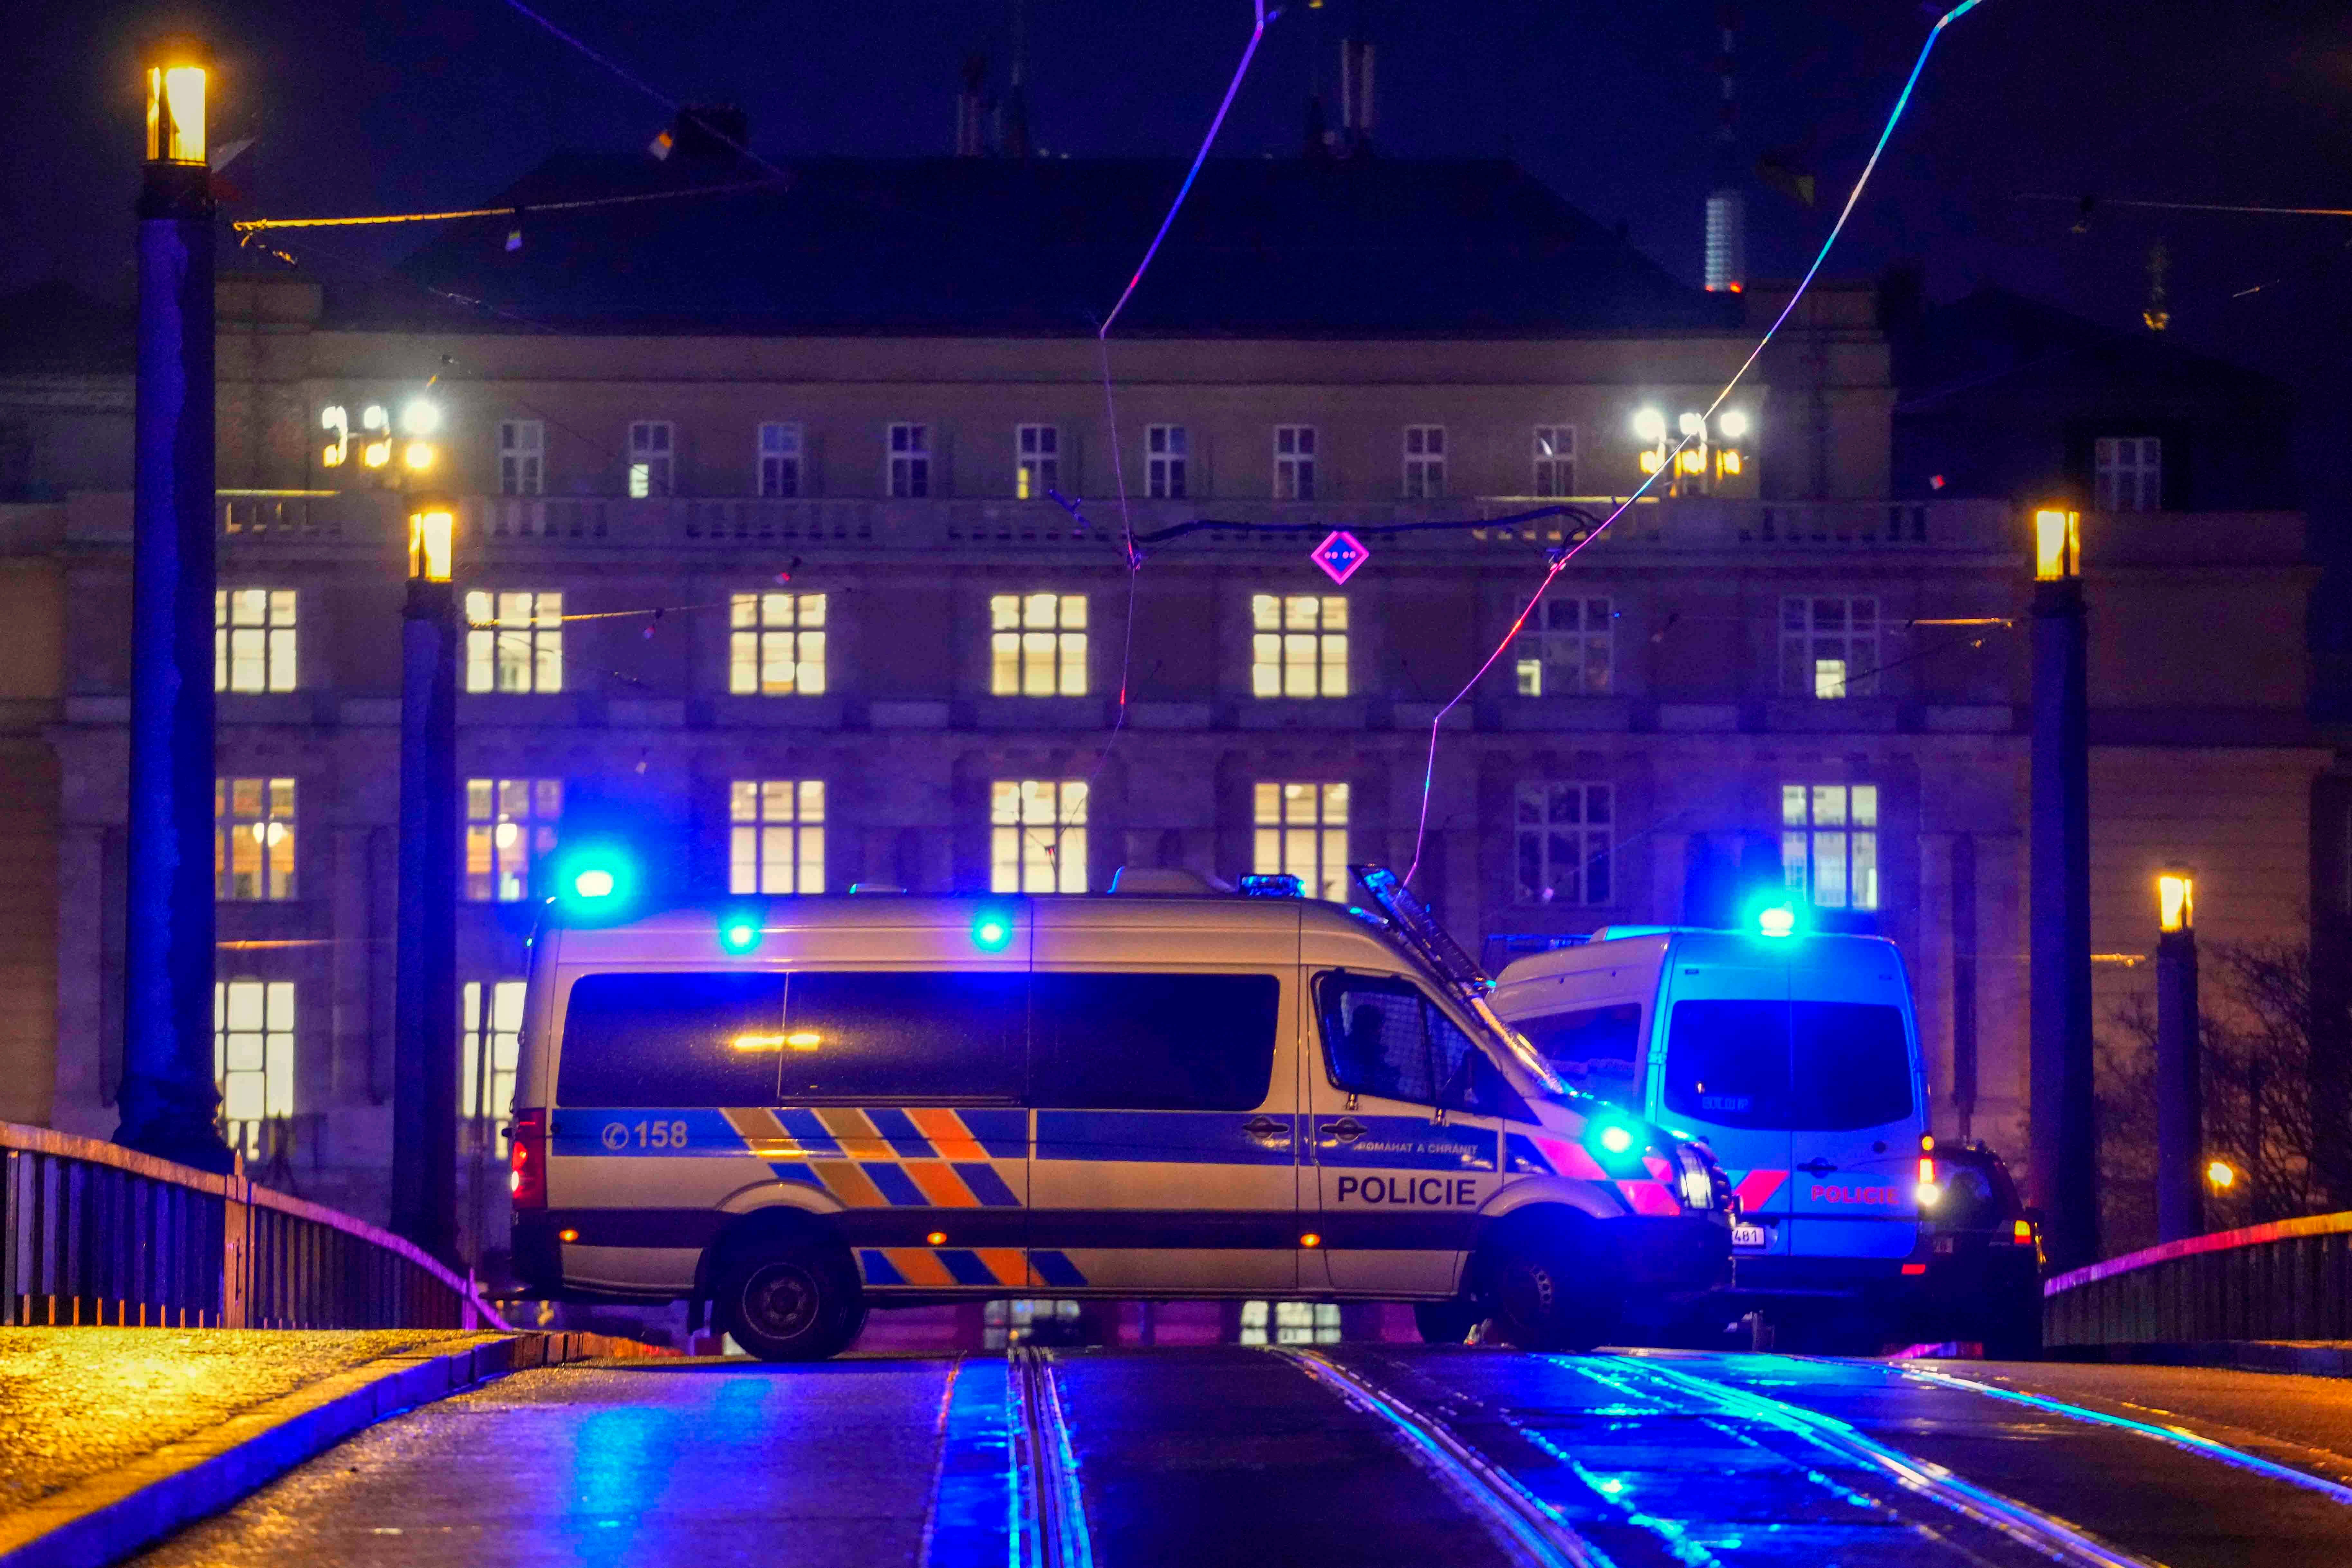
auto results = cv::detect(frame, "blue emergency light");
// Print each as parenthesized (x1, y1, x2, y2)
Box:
(551, 842, 637, 918)
(718, 911, 764, 954)
(971, 911, 1014, 952)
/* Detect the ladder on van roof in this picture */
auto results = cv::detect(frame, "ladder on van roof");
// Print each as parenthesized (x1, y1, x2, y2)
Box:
(1351, 865, 1493, 996)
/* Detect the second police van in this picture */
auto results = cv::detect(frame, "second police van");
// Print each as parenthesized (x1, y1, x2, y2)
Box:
(1491, 921, 1940, 1344)
(508, 867, 1732, 1359)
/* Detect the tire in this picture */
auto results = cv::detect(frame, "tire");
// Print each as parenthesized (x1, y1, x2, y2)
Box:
(1480, 1217, 1623, 1353)
(1414, 1298, 1482, 1345)
(714, 1235, 864, 1362)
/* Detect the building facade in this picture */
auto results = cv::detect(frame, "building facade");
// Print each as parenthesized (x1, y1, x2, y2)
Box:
(0, 157, 2329, 1266)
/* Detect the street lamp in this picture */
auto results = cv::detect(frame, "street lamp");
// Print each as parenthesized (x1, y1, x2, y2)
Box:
(117, 36, 232, 1172)
(1633, 407, 1751, 496)
(2028, 503, 2097, 1269)
(392, 499, 461, 1260)
(321, 396, 440, 480)
(2155, 868, 2202, 1241)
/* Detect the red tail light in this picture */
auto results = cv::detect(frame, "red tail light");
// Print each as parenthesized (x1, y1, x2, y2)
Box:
(510, 1109, 547, 1210)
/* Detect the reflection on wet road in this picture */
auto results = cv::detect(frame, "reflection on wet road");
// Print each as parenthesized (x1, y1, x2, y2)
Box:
(128, 1347, 2352, 1568)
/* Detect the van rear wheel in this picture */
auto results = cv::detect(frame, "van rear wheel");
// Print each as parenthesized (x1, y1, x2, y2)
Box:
(1483, 1219, 1622, 1353)
(1414, 1299, 1482, 1345)
(716, 1237, 863, 1361)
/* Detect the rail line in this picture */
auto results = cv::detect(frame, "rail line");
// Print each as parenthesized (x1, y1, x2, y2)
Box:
(1011, 1346, 1096, 1568)
(1275, 1348, 1611, 1568)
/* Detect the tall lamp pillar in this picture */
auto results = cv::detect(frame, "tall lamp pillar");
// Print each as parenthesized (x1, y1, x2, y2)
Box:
(118, 40, 231, 1173)
(391, 504, 460, 1260)
(2155, 872, 2202, 1241)
(2028, 507, 2099, 1270)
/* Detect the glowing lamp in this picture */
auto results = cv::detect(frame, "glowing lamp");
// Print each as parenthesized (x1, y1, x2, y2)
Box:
(2206, 1159, 2236, 1190)
(1718, 450, 1742, 475)
(1676, 448, 1705, 474)
(1593, 1121, 1635, 1156)
(718, 915, 763, 954)
(321, 445, 344, 468)
(401, 399, 441, 436)
(143, 41, 208, 165)
(363, 440, 392, 469)
(971, 911, 1014, 952)
(1299, 1232, 1323, 1249)
(1678, 411, 1705, 438)
(403, 441, 436, 471)
(1638, 451, 1662, 475)
(572, 868, 616, 899)
(408, 507, 453, 582)
(2157, 871, 2194, 934)
(2034, 508, 2080, 580)
(1756, 905, 1796, 938)
(1631, 408, 1667, 444)
(926, 1231, 948, 1246)
(785, 1032, 823, 1051)
(1717, 410, 1750, 440)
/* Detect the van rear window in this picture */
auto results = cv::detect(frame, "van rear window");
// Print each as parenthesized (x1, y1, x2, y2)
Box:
(1031, 972, 1279, 1111)
(558, 973, 787, 1107)
(1663, 999, 1914, 1131)
(781, 972, 1025, 1102)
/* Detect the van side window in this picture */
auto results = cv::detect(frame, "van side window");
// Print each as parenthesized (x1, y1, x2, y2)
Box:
(1512, 1002, 1642, 1108)
(1030, 973, 1280, 1110)
(783, 972, 1026, 1102)
(1317, 974, 1515, 1116)
(558, 972, 787, 1107)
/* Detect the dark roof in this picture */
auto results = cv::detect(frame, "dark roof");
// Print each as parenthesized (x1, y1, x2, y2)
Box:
(349, 154, 1737, 338)
(0, 281, 136, 374)
(1894, 287, 2288, 414)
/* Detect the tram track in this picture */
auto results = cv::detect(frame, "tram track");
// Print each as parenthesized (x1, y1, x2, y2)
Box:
(1011, 1346, 1096, 1568)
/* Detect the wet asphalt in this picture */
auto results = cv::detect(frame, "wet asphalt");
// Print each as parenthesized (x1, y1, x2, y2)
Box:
(116, 1346, 2352, 1568)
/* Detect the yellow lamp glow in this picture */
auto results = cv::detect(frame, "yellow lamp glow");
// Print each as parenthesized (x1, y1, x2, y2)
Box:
(1718, 450, 1742, 475)
(1676, 448, 1705, 473)
(408, 507, 453, 582)
(2206, 1159, 2236, 1190)
(144, 45, 208, 164)
(2158, 872, 2194, 934)
(2034, 508, 2080, 580)
(1638, 451, 1662, 474)
(362, 440, 392, 469)
(403, 441, 436, 471)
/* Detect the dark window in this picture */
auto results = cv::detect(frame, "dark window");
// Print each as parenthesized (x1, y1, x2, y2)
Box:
(1031, 972, 1279, 1111)
(1793, 1001, 1913, 1129)
(1514, 1003, 1643, 1108)
(1664, 998, 1914, 1130)
(1662, 1000, 1792, 1127)
(782, 972, 1026, 1102)
(558, 972, 787, 1107)
(1318, 973, 1517, 1116)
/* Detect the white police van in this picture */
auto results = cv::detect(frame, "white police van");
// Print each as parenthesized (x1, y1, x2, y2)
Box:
(1491, 924, 1933, 1343)
(509, 868, 1730, 1359)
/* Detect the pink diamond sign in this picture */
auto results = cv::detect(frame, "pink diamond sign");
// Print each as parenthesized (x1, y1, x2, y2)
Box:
(1311, 530, 1368, 585)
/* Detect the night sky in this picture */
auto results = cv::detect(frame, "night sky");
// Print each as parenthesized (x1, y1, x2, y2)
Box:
(9, 1, 2352, 540)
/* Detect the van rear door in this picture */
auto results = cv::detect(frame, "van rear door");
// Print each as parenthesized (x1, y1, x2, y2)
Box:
(1655, 954, 1793, 1260)
(1783, 953, 1923, 1261)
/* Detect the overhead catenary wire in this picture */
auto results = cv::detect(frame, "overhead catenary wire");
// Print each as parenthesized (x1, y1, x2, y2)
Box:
(230, 179, 783, 234)
(1402, 0, 1990, 887)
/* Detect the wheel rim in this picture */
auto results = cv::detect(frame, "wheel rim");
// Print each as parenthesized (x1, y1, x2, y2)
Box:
(738, 1260, 825, 1342)
(1497, 1255, 1558, 1331)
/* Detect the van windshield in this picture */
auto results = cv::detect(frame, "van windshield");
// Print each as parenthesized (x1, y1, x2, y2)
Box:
(1663, 999, 1912, 1130)
(1511, 1003, 1642, 1109)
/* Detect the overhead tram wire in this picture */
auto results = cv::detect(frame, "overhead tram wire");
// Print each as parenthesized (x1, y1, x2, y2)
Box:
(229, 179, 782, 235)
(1400, 0, 1991, 887)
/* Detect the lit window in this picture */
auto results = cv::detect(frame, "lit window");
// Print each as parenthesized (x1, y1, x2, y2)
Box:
(1250, 594, 1348, 698)
(465, 778, 562, 902)
(1239, 1300, 1342, 1346)
(728, 592, 827, 696)
(758, 422, 803, 498)
(888, 423, 931, 498)
(730, 779, 826, 894)
(1403, 425, 1445, 499)
(1016, 424, 1060, 500)
(498, 420, 544, 496)
(1781, 596, 1877, 699)
(1274, 425, 1317, 501)
(461, 979, 526, 1131)
(1513, 596, 1612, 696)
(1253, 781, 1349, 901)
(990, 593, 1087, 696)
(1783, 783, 1879, 910)
(214, 979, 295, 1157)
(1532, 426, 1577, 497)
(1147, 424, 1188, 499)
(2095, 436, 2161, 512)
(215, 778, 296, 901)
(214, 589, 297, 693)
(1514, 783, 1611, 905)
(991, 779, 1087, 893)
(465, 591, 563, 693)
(627, 420, 674, 498)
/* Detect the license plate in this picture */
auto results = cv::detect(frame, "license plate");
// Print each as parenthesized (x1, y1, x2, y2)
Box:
(1732, 1222, 1769, 1250)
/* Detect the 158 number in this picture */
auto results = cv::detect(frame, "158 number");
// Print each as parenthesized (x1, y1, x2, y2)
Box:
(634, 1120, 689, 1149)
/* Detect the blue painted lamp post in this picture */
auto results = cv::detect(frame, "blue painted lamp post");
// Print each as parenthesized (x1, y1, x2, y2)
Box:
(2155, 871, 2202, 1241)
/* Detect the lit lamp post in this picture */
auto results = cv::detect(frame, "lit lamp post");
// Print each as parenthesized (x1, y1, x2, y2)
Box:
(2155, 870, 2202, 1241)
(118, 39, 232, 1172)
(2028, 507, 2098, 1270)
(1633, 407, 1750, 497)
(391, 500, 460, 1260)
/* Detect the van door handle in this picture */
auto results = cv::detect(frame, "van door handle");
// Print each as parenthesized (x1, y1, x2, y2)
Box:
(1242, 1116, 1291, 1146)
(1320, 1117, 1366, 1144)
(1796, 1158, 1838, 1175)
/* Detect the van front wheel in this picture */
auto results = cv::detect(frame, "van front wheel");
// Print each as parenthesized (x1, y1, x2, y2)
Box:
(716, 1238, 863, 1361)
(1483, 1220, 1622, 1352)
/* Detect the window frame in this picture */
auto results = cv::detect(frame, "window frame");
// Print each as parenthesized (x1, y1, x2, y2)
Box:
(465, 777, 563, 902)
(1402, 424, 1445, 499)
(1781, 782, 1880, 911)
(1512, 781, 1612, 906)
(1015, 423, 1060, 501)
(1779, 595, 1878, 700)
(1248, 593, 1349, 699)
(989, 593, 1088, 697)
(1512, 595, 1613, 696)
(627, 420, 674, 498)
(727, 591, 827, 696)
(888, 422, 932, 498)
(757, 421, 803, 498)
(990, 778, 1088, 893)
(215, 776, 298, 901)
(1273, 424, 1317, 501)
(1252, 781, 1351, 901)
(465, 590, 565, 694)
(730, 778, 827, 894)
(462, 977, 527, 1125)
(498, 420, 545, 496)
(2094, 435, 2162, 512)
(214, 588, 298, 694)
(1532, 425, 1577, 498)
(1146, 424, 1188, 499)
(214, 978, 296, 1155)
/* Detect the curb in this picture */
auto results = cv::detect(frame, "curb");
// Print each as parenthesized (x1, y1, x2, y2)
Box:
(0, 1331, 673, 1568)
(2044, 1341, 2352, 1379)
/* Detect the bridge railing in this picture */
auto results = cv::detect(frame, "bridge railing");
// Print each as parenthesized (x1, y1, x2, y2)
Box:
(1, 1120, 510, 1331)
(2043, 1210, 2352, 1346)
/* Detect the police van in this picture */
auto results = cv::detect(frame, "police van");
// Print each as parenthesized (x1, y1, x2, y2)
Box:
(508, 868, 1731, 1359)
(1490, 925, 1932, 1342)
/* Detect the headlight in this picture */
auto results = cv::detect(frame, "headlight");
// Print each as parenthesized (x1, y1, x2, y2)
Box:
(1674, 1145, 1717, 1211)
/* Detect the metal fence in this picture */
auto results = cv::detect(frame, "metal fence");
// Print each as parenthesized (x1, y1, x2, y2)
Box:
(2, 1120, 509, 1331)
(2043, 1210, 2352, 1346)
